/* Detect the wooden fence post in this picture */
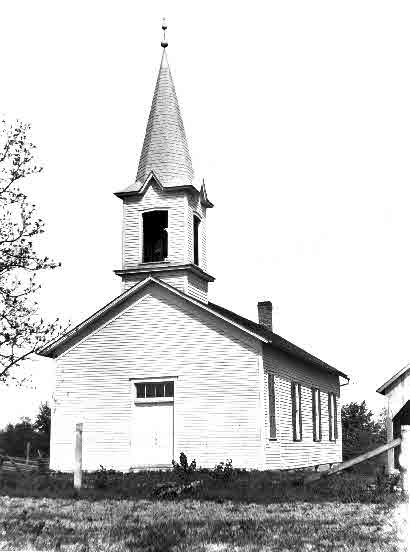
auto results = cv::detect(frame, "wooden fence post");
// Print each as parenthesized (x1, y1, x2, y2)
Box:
(399, 425, 409, 494)
(386, 404, 395, 474)
(25, 442, 30, 465)
(74, 423, 83, 490)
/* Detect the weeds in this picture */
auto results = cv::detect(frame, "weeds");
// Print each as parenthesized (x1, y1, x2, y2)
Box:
(171, 452, 196, 482)
(210, 459, 235, 483)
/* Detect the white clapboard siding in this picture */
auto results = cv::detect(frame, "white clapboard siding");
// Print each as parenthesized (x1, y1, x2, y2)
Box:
(186, 272, 208, 303)
(51, 284, 262, 472)
(122, 274, 187, 294)
(122, 183, 187, 268)
(263, 346, 342, 469)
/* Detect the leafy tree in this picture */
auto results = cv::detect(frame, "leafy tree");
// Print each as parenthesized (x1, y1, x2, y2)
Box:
(33, 402, 51, 436)
(0, 417, 35, 457)
(342, 401, 386, 460)
(0, 403, 51, 457)
(0, 119, 62, 383)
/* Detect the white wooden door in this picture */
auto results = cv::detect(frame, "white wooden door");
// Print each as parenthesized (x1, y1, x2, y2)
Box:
(132, 402, 174, 466)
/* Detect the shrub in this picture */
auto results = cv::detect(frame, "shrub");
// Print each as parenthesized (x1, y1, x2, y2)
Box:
(376, 471, 401, 493)
(94, 465, 109, 489)
(211, 459, 235, 482)
(172, 452, 196, 481)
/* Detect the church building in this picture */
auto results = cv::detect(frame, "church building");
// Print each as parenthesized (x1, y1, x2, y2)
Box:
(40, 27, 349, 472)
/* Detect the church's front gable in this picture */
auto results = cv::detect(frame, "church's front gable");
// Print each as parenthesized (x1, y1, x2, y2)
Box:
(51, 283, 263, 471)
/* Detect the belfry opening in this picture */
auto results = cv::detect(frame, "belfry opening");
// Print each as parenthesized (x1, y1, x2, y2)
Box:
(143, 210, 168, 262)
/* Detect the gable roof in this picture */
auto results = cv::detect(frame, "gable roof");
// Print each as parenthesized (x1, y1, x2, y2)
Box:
(377, 363, 410, 395)
(208, 302, 348, 380)
(38, 276, 348, 381)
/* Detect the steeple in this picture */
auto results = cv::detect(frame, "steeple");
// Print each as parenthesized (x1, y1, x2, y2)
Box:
(114, 22, 214, 302)
(136, 25, 194, 188)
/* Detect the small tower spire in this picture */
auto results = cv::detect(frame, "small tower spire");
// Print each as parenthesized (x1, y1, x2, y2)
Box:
(161, 18, 168, 48)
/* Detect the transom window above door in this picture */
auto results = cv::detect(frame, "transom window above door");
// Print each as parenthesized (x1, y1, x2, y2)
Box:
(135, 381, 174, 400)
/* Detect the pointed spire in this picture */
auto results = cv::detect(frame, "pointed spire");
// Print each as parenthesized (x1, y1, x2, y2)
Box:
(135, 22, 194, 187)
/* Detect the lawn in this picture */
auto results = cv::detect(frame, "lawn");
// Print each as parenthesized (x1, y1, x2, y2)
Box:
(0, 467, 407, 551)
(0, 496, 406, 552)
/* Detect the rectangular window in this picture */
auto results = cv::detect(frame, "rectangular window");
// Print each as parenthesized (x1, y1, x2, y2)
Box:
(143, 210, 168, 263)
(268, 373, 276, 439)
(193, 215, 200, 265)
(291, 382, 302, 441)
(311, 388, 322, 441)
(328, 392, 338, 441)
(135, 381, 174, 401)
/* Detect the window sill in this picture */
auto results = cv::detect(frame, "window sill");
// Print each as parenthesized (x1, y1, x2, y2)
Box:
(268, 438, 278, 442)
(139, 260, 170, 266)
(134, 397, 174, 404)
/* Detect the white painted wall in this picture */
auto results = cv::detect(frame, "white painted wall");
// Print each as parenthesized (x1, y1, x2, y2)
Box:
(122, 181, 187, 268)
(263, 346, 342, 469)
(51, 283, 262, 471)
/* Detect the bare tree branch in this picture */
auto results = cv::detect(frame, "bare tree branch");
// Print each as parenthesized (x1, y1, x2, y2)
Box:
(0, 119, 64, 383)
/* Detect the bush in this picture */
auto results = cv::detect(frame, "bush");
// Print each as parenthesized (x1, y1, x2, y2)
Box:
(94, 465, 109, 489)
(211, 459, 235, 482)
(172, 452, 196, 481)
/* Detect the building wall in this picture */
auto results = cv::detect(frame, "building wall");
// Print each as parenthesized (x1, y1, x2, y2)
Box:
(262, 346, 342, 469)
(122, 182, 187, 268)
(50, 285, 262, 472)
(122, 181, 208, 272)
(121, 273, 187, 294)
(186, 272, 208, 303)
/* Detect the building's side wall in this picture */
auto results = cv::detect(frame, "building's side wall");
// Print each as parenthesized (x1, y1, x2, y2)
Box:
(386, 374, 410, 419)
(50, 286, 262, 472)
(262, 346, 342, 470)
(122, 183, 187, 268)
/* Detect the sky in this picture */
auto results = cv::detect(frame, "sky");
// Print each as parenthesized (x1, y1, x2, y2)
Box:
(0, 0, 409, 427)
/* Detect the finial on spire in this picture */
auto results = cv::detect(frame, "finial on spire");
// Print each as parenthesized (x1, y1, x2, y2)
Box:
(161, 18, 168, 48)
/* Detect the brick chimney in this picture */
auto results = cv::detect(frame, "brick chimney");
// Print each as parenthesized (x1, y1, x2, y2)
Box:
(257, 301, 273, 331)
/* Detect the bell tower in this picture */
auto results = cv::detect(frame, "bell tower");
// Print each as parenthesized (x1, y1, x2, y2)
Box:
(114, 22, 214, 303)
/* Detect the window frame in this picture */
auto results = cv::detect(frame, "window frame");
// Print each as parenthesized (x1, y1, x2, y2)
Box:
(130, 376, 177, 405)
(328, 392, 338, 441)
(268, 373, 277, 440)
(311, 388, 322, 442)
(140, 208, 169, 264)
(193, 214, 201, 266)
(291, 382, 302, 441)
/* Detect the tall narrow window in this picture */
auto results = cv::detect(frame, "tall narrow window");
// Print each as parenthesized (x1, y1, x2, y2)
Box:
(142, 211, 168, 262)
(291, 382, 302, 441)
(268, 373, 276, 439)
(328, 392, 338, 441)
(193, 215, 200, 266)
(312, 388, 322, 441)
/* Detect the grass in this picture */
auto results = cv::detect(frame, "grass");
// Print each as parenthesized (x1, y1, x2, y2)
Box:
(0, 495, 405, 551)
(0, 469, 406, 550)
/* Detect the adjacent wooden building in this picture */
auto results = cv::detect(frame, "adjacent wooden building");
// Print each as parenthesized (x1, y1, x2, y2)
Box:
(40, 32, 349, 472)
(377, 364, 410, 473)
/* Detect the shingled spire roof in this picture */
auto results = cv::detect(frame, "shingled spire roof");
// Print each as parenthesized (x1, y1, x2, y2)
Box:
(135, 47, 194, 187)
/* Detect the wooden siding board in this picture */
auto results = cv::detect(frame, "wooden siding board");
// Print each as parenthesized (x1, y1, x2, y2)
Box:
(122, 274, 187, 294)
(263, 346, 342, 470)
(51, 286, 262, 471)
(123, 184, 186, 268)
